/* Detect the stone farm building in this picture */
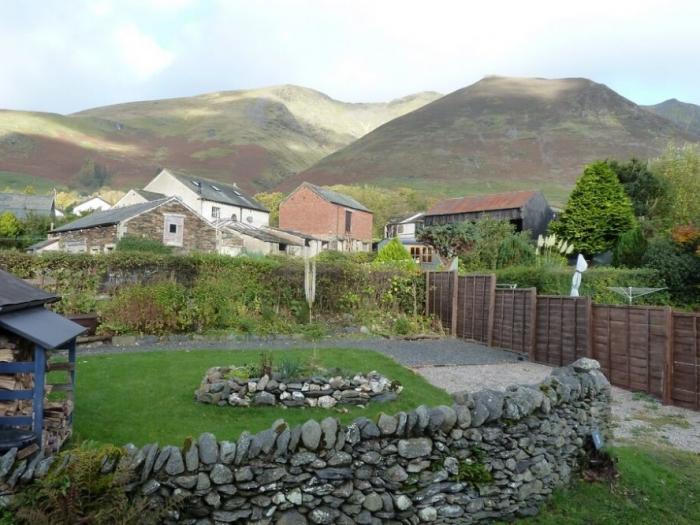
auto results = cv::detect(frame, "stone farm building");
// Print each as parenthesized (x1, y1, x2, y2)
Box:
(50, 197, 236, 254)
(115, 168, 269, 227)
(424, 190, 554, 238)
(279, 183, 373, 252)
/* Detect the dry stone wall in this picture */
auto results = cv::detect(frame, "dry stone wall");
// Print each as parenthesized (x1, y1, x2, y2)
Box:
(0, 358, 612, 524)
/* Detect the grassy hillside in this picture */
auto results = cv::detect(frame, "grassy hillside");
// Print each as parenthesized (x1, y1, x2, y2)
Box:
(645, 98, 700, 138)
(289, 76, 700, 205)
(0, 86, 441, 193)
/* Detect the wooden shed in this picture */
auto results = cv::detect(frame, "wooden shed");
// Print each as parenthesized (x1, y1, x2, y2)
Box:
(0, 270, 85, 453)
(423, 190, 554, 238)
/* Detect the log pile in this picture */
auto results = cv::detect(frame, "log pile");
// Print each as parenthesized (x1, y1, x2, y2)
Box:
(0, 332, 73, 453)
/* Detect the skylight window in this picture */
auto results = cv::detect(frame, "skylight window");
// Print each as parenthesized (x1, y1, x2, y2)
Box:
(211, 185, 221, 191)
(233, 190, 241, 196)
(191, 180, 201, 187)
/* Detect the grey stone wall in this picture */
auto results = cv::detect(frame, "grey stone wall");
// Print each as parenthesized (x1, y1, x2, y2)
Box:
(0, 358, 611, 524)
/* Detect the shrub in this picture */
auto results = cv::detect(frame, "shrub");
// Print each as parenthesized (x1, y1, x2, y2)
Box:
(115, 236, 172, 254)
(375, 237, 414, 264)
(642, 238, 700, 296)
(550, 161, 636, 256)
(9, 444, 168, 525)
(613, 226, 648, 268)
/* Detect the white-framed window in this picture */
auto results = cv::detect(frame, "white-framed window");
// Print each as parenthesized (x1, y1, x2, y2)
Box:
(397, 224, 404, 234)
(163, 214, 184, 247)
(231, 213, 238, 221)
(211, 206, 221, 219)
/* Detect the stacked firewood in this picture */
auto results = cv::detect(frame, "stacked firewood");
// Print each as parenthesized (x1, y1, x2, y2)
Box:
(0, 332, 73, 453)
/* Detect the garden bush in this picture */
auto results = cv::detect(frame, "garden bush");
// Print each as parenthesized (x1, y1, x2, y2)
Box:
(642, 237, 700, 305)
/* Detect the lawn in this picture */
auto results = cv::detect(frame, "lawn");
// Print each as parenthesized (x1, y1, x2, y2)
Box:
(68, 347, 452, 446)
(517, 445, 700, 525)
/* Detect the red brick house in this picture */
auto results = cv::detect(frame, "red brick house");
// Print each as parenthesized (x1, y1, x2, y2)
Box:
(279, 183, 373, 252)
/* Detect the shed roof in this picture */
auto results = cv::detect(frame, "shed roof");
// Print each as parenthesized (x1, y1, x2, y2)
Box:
(302, 183, 371, 213)
(0, 307, 85, 349)
(0, 269, 58, 313)
(0, 193, 54, 219)
(52, 197, 173, 233)
(425, 190, 540, 216)
(218, 221, 305, 246)
(166, 169, 268, 212)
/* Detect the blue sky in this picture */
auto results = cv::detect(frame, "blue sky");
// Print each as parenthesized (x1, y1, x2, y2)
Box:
(1, 0, 699, 113)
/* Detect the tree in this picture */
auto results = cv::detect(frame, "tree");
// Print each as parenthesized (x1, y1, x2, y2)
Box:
(650, 144, 700, 230)
(613, 226, 648, 267)
(549, 161, 636, 257)
(416, 222, 477, 259)
(76, 158, 111, 191)
(253, 192, 286, 226)
(605, 158, 668, 218)
(376, 237, 414, 264)
(0, 212, 22, 247)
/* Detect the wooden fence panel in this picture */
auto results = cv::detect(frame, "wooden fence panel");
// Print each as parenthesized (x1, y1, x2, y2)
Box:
(533, 296, 590, 366)
(591, 305, 667, 397)
(426, 272, 455, 334)
(492, 288, 536, 355)
(455, 275, 495, 344)
(672, 312, 700, 410)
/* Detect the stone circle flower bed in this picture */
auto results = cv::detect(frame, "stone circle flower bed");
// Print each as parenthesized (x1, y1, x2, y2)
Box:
(195, 366, 402, 409)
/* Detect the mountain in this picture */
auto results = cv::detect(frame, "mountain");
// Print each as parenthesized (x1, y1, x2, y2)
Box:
(645, 98, 700, 138)
(0, 86, 441, 193)
(287, 76, 700, 204)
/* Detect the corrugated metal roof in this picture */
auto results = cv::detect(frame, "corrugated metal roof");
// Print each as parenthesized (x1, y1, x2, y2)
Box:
(387, 212, 424, 224)
(167, 170, 268, 212)
(52, 197, 172, 232)
(0, 193, 54, 219)
(304, 183, 371, 213)
(425, 190, 540, 216)
(0, 307, 85, 349)
(0, 269, 58, 313)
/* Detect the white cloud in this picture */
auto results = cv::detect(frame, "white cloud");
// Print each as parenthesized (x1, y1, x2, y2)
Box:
(113, 24, 175, 80)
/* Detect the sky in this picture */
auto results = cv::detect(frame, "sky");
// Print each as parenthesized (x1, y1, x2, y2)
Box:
(1, 0, 699, 113)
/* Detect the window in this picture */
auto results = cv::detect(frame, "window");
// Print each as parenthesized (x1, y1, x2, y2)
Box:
(211, 185, 221, 191)
(231, 213, 237, 221)
(345, 210, 352, 234)
(211, 206, 221, 219)
(190, 180, 201, 188)
(397, 224, 404, 234)
(104, 244, 115, 253)
(163, 214, 184, 247)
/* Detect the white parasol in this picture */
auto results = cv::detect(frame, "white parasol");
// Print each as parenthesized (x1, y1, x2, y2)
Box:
(570, 254, 588, 297)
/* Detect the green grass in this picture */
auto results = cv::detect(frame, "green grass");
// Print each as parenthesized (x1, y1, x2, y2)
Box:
(70, 348, 452, 446)
(517, 446, 700, 525)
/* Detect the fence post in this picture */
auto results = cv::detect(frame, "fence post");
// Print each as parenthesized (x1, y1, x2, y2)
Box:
(663, 306, 674, 405)
(451, 270, 459, 337)
(486, 274, 497, 347)
(424, 271, 430, 317)
(528, 288, 538, 363)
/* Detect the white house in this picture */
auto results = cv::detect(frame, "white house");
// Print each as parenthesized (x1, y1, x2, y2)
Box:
(140, 168, 269, 226)
(384, 212, 425, 240)
(73, 196, 112, 215)
(114, 189, 165, 208)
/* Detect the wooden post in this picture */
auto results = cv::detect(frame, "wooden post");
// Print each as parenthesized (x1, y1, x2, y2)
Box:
(486, 274, 497, 347)
(528, 288, 538, 363)
(662, 307, 674, 405)
(425, 271, 430, 317)
(451, 270, 459, 337)
(68, 339, 76, 425)
(33, 345, 46, 446)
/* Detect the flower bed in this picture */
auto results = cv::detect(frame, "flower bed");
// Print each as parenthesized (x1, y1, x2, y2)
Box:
(195, 367, 402, 409)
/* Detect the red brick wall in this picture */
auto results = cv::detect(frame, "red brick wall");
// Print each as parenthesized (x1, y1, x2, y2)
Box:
(279, 186, 373, 242)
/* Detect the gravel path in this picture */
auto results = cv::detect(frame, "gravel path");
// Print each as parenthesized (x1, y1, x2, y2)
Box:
(79, 336, 523, 367)
(416, 362, 700, 454)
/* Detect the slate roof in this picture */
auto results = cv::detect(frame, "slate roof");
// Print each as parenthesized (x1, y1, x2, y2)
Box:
(0, 269, 58, 313)
(166, 170, 268, 212)
(303, 183, 371, 213)
(0, 193, 55, 219)
(26, 238, 59, 252)
(425, 190, 540, 216)
(52, 197, 172, 233)
(134, 189, 165, 201)
(218, 221, 305, 246)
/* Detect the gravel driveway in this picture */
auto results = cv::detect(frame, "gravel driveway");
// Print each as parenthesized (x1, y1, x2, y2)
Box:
(416, 362, 700, 454)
